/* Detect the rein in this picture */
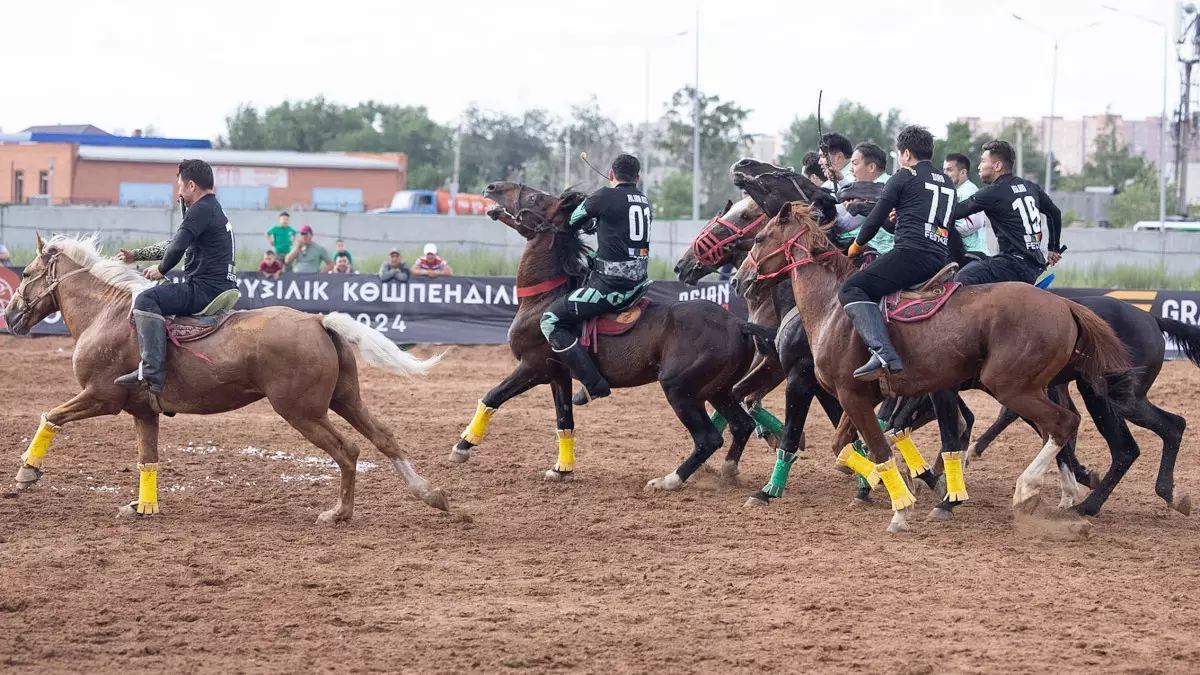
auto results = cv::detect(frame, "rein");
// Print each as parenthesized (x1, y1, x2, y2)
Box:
(20, 253, 90, 310)
(691, 212, 768, 267)
(747, 226, 839, 281)
(516, 275, 568, 298)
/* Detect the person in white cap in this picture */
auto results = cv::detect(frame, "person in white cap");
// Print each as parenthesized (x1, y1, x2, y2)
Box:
(412, 243, 452, 277)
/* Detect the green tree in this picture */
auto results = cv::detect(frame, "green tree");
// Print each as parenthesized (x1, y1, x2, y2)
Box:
(1058, 112, 1150, 192)
(652, 171, 694, 219)
(780, 101, 904, 171)
(933, 121, 977, 166)
(218, 103, 269, 150)
(455, 105, 559, 193)
(1108, 165, 1175, 227)
(656, 87, 752, 216)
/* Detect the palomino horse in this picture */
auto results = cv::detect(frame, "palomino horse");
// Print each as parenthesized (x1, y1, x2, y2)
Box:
(3, 233, 449, 522)
(448, 183, 774, 490)
(733, 200, 1134, 532)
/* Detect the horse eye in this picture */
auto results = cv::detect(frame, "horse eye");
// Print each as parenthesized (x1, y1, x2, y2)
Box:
(753, 236, 764, 244)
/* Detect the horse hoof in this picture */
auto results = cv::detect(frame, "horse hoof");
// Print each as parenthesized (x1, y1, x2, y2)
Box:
(645, 473, 683, 492)
(928, 507, 953, 522)
(886, 521, 911, 534)
(14, 465, 42, 490)
(316, 509, 351, 525)
(1174, 494, 1192, 516)
(1013, 495, 1041, 516)
(116, 502, 157, 519)
(851, 497, 872, 509)
(719, 461, 740, 485)
(744, 496, 769, 508)
(543, 469, 573, 483)
(449, 445, 472, 464)
(422, 488, 451, 512)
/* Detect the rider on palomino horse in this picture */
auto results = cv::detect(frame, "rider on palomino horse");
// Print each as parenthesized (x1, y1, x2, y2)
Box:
(114, 159, 236, 394)
(542, 153, 652, 405)
(841, 125, 953, 381)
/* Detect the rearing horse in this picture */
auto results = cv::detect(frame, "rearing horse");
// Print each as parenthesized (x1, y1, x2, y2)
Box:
(734, 200, 1134, 532)
(3, 233, 450, 522)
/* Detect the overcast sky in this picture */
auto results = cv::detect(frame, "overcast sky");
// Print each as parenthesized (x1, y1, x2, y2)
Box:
(4, 0, 1182, 142)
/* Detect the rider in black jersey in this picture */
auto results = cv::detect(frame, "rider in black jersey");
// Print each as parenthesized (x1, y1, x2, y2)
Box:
(840, 126, 953, 381)
(951, 139, 1063, 285)
(114, 159, 237, 393)
(541, 154, 652, 405)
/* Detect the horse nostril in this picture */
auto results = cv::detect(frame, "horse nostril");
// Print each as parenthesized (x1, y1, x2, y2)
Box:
(485, 183, 497, 193)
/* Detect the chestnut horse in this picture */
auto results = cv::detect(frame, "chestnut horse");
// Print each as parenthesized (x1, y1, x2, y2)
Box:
(733, 201, 1134, 532)
(4, 233, 450, 523)
(448, 183, 774, 490)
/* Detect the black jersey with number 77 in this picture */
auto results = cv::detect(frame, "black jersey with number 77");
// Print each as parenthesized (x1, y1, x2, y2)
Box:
(854, 160, 955, 259)
(569, 182, 652, 284)
(951, 173, 1061, 267)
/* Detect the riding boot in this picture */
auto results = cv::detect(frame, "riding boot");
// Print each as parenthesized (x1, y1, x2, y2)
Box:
(843, 301, 903, 381)
(552, 339, 611, 406)
(115, 310, 168, 394)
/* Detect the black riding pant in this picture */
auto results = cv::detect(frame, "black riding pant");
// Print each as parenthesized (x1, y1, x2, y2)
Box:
(133, 281, 222, 316)
(838, 249, 947, 306)
(540, 273, 648, 350)
(955, 254, 1041, 286)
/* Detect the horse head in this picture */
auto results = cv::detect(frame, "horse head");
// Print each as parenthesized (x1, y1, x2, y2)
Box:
(482, 181, 591, 280)
(732, 200, 843, 298)
(731, 158, 839, 226)
(4, 232, 76, 336)
(675, 197, 767, 285)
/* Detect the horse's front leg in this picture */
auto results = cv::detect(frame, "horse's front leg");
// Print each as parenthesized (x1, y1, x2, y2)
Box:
(118, 414, 161, 518)
(15, 389, 121, 490)
(449, 364, 548, 463)
(544, 375, 577, 482)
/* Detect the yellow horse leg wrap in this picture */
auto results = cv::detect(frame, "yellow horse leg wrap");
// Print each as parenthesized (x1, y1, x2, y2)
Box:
(21, 414, 60, 468)
(461, 400, 497, 445)
(891, 429, 930, 477)
(835, 444, 881, 488)
(943, 451, 969, 502)
(876, 459, 917, 511)
(137, 463, 160, 515)
(555, 429, 576, 472)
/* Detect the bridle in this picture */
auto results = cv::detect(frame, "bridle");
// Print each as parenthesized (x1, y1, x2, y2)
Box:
(691, 211, 768, 267)
(16, 251, 89, 313)
(746, 225, 839, 281)
(495, 184, 559, 237)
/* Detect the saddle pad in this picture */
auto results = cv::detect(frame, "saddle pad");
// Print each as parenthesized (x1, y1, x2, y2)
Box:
(884, 282, 962, 323)
(128, 309, 237, 343)
(580, 297, 652, 353)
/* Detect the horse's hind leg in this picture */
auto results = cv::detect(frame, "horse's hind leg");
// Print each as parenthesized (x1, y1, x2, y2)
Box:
(746, 367, 817, 506)
(117, 414, 162, 518)
(1071, 382, 1139, 517)
(972, 406, 1022, 459)
(330, 396, 450, 513)
(710, 393, 753, 485)
(646, 387, 723, 492)
(1125, 399, 1189, 514)
(279, 411, 362, 524)
(451, 365, 546, 463)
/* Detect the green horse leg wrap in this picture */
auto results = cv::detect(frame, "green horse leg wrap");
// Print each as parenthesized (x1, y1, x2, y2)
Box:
(853, 419, 889, 491)
(762, 449, 797, 498)
(750, 403, 784, 438)
(710, 410, 728, 434)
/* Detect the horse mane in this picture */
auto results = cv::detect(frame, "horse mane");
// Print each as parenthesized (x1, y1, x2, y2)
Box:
(46, 233, 154, 295)
(547, 189, 594, 281)
(780, 202, 858, 279)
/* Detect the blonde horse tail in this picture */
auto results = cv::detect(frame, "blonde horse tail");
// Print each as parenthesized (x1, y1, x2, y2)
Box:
(320, 312, 443, 377)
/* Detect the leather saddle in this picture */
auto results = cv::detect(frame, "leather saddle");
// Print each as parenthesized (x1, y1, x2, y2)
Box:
(131, 288, 241, 343)
(580, 297, 651, 352)
(884, 264, 962, 323)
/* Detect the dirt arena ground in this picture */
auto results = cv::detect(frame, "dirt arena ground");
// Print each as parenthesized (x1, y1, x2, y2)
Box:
(3, 336, 1200, 673)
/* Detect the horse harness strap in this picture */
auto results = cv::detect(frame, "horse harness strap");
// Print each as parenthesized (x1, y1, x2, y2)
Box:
(692, 213, 768, 266)
(748, 226, 840, 281)
(516, 276, 569, 298)
(24, 254, 91, 309)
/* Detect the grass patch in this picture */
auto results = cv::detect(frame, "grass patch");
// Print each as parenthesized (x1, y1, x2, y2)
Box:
(1051, 263, 1200, 290)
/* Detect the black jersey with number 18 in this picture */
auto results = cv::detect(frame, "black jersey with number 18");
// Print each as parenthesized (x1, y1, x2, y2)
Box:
(951, 173, 1062, 267)
(569, 182, 652, 285)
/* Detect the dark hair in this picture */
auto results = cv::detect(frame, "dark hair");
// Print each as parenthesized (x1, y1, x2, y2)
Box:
(336, 239, 344, 244)
(854, 142, 887, 173)
(177, 159, 215, 190)
(981, 139, 1016, 171)
(820, 132, 852, 157)
(611, 154, 641, 182)
(896, 125, 934, 161)
(335, 251, 350, 259)
(945, 153, 971, 172)
(800, 151, 822, 177)
(265, 249, 276, 255)
(280, 211, 290, 218)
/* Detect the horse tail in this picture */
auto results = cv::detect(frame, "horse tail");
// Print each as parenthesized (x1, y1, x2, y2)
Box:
(320, 312, 443, 377)
(740, 322, 778, 362)
(1157, 316, 1200, 367)
(1068, 302, 1136, 414)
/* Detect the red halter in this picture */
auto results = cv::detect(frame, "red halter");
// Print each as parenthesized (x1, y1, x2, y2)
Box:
(691, 213, 768, 267)
(746, 226, 839, 280)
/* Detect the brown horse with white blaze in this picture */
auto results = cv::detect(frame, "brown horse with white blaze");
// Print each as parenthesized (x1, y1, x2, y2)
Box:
(733, 200, 1134, 532)
(4, 233, 450, 522)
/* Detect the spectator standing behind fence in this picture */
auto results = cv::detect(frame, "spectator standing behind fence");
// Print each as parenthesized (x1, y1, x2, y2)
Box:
(334, 240, 355, 271)
(286, 225, 333, 273)
(379, 248, 410, 282)
(267, 211, 297, 272)
(259, 250, 283, 280)
(0, 243, 11, 266)
(330, 257, 354, 274)
(412, 243, 452, 277)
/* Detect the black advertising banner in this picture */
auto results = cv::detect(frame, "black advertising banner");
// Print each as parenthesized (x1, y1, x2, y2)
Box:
(1, 265, 1198, 353)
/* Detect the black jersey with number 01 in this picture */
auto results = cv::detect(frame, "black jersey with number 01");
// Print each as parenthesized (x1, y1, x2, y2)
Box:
(854, 160, 954, 259)
(951, 173, 1061, 267)
(569, 182, 652, 285)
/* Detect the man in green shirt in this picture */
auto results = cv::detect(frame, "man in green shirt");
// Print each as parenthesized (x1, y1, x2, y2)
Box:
(818, 132, 855, 191)
(285, 224, 333, 273)
(840, 142, 894, 253)
(267, 211, 297, 272)
(944, 153, 989, 258)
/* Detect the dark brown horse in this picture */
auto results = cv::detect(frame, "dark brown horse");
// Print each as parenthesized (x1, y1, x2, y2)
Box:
(448, 183, 773, 490)
(4, 233, 450, 523)
(734, 200, 1134, 532)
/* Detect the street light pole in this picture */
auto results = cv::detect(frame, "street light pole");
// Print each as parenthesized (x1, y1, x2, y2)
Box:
(1046, 38, 1059, 190)
(642, 30, 689, 194)
(692, 9, 701, 221)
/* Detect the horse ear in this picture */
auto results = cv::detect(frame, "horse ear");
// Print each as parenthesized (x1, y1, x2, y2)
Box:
(778, 201, 795, 223)
(724, 199, 733, 215)
(35, 232, 44, 254)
